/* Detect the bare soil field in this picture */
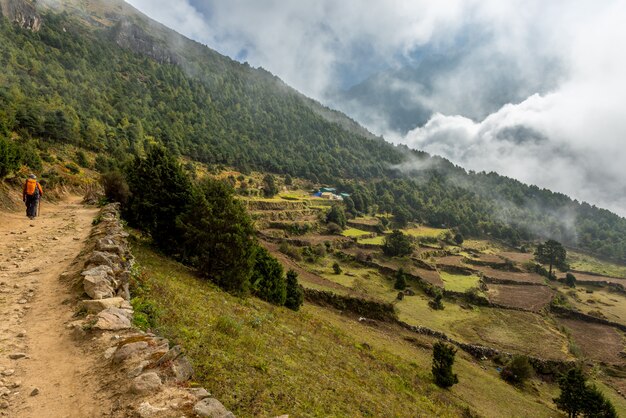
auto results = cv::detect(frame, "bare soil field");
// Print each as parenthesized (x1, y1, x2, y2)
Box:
(479, 266, 546, 285)
(498, 251, 534, 264)
(486, 284, 555, 312)
(558, 270, 626, 286)
(556, 318, 626, 365)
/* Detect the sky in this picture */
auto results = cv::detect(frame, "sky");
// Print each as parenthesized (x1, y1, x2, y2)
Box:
(125, 0, 626, 217)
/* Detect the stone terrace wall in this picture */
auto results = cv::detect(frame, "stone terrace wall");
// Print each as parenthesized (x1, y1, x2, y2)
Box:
(70, 204, 236, 418)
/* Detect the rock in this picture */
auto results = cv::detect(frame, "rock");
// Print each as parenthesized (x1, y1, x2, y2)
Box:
(87, 251, 122, 271)
(193, 398, 235, 418)
(153, 345, 182, 367)
(0, 388, 10, 397)
(103, 347, 117, 360)
(9, 381, 21, 389)
(93, 308, 132, 331)
(1, 370, 14, 376)
(136, 401, 167, 418)
(170, 356, 193, 382)
(0, 400, 8, 409)
(17, 299, 27, 304)
(188, 388, 211, 400)
(8, 353, 26, 360)
(130, 372, 162, 395)
(30, 387, 39, 396)
(112, 341, 149, 364)
(82, 266, 115, 300)
(128, 361, 150, 378)
(52, 237, 59, 241)
(79, 297, 126, 314)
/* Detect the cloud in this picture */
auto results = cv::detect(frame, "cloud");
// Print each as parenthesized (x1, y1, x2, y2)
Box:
(396, 1, 626, 216)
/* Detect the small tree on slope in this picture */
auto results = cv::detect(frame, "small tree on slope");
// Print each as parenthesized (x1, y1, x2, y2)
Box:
(285, 269, 304, 311)
(432, 341, 458, 389)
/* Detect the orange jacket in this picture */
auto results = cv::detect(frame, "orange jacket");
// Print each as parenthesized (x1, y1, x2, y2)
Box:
(23, 179, 43, 199)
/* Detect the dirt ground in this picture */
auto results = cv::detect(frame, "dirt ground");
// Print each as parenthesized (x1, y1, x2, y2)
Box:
(486, 284, 554, 311)
(0, 196, 112, 417)
(556, 318, 626, 365)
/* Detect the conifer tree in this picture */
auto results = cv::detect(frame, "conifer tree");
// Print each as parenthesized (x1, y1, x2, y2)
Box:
(252, 246, 287, 305)
(432, 341, 458, 388)
(394, 268, 407, 290)
(285, 269, 304, 311)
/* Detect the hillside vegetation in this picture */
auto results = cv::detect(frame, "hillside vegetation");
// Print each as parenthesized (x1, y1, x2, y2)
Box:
(0, 2, 625, 262)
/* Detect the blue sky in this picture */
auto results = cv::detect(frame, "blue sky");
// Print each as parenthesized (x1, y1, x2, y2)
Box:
(126, 0, 626, 217)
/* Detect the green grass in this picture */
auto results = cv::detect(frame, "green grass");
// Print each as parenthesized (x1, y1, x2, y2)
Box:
(440, 271, 481, 293)
(559, 283, 626, 325)
(357, 235, 385, 245)
(396, 294, 571, 360)
(567, 251, 626, 278)
(132, 241, 570, 417)
(404, 226, 448, 238)
(340, 228, 371, 238)
(132, 241, 465, 417)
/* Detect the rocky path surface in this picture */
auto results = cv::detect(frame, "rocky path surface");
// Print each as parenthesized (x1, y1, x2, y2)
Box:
(0, 196, 110, 417)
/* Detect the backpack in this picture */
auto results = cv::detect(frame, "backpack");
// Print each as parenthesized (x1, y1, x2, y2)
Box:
(25, 179, 40, 197)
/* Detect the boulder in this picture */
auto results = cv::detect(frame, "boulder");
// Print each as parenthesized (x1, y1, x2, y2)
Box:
(87, 251, 122, 271)
(82, 265, 115, 299)
(170, 355, 193, 382)
(136, 402, 167, 418)
(131, 372, 162, 395)
(193, 398, 235, 418)
(93, 307, 132, 331)
(112, 341, 149, 364)
(188, 388, 211, 400)
(79, 297, 126, 314)
(153, 345, 182, 367)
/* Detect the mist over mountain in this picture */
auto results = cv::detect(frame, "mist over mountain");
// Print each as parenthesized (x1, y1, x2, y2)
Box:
(125, 0, 626, 217)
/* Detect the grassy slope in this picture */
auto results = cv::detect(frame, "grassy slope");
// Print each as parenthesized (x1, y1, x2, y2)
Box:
(132, 241, 566, 418)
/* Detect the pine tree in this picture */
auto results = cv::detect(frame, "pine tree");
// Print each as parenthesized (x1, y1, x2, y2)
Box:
(554, 368, 588, 418)
(178, 178, 257, 294)
(285, 269, 304, 311)
(124, 146, 192, 254)
(535, 239, 567, 280)
(432, 341, 458, 388)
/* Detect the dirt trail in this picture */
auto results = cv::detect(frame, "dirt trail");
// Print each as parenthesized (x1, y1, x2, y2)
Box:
(0, 196, 110, 417)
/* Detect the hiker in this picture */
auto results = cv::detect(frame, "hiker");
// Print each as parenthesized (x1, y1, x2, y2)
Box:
(22, 174, 43, 220)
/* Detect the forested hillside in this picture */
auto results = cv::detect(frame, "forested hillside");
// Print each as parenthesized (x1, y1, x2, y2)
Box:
(0, 1, 625, 261)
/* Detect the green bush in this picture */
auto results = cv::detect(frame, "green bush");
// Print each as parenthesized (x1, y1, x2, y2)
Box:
(0, 136, 21, 178)
(432, 341, 458, 388)
(501, 355, 533, 385)
(394, 268, 407, 290)
(100, 171, 130, 205)
(382, 230, 414, 257)
(251, 246, 287, 305)
(333, 262, 342, 275)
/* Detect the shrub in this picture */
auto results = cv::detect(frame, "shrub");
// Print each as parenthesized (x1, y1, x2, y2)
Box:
(501, 355, 533, 384)
(251, 246, 287, 305)
(382, 230, 414, 257)
(262, 174, 278, 197)
(75, 150, 90, 168)
(100, 171, 130, 205)
(326, 204, 346, 229)
(565, 273, 577, 288)
(0, 136, 21, 178)
(432, 341, 458, 388)
(327, 222, 342, 235)
(332, 262, 342, 275)
(454, 233, 464, 245)
(285, 269, 304, 311)
(65, 162, 80, 174)
(429, 288, 444, 310)
(394, 268, 407, 290)
(279, 242, 302, 261)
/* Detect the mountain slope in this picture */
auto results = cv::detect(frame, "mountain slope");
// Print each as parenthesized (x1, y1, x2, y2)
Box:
(0, 0, 625, 261)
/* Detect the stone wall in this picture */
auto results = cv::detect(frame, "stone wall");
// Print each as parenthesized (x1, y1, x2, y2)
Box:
(70, 204, 236, 418)
(550, 305, 626, 333)
(303, 288, 397, 322)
